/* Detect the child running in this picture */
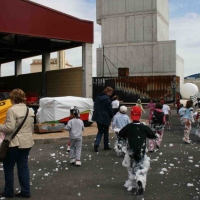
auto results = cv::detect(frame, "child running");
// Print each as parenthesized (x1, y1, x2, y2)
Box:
(195, 109, 200, 137)
(111, 95, 120, 115)
(65, 106, 84, 166)
(136, 99, 146, 115)
(112, 106, 130, 156)
(119, 106, 158, 195)
(162, 103, 171, 130)
(148, 102, 166, 152)
(196, 108, 200, 137)
(182, 100, 194, 144)
(112, 106, 130, 130)
(145, 99, 155, 124)
(178, 104, 186, 125)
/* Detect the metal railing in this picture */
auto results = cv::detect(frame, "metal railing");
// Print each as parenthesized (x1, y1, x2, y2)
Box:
(190, 92, 200, 103)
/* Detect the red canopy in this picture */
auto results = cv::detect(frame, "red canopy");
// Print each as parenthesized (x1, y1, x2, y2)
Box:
(0, 0, 93, 64)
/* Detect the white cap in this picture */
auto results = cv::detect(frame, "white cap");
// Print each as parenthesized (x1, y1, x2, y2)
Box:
(120, 106, 127, 113)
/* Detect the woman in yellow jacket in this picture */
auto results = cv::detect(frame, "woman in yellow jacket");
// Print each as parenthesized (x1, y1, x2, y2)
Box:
(0, 89, 35, 198)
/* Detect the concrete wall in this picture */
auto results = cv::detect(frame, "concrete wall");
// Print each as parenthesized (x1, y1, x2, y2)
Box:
(46, 67, 82, 97)
(0, 67, 83, 97)
(0, 76, 16, 90)
(97, 40, 177, 77)
(97, 0, 169, 43)
(157, 0, 169, 22)
(97, 0, 157, 21)
(157, 15, 169, 41)
(97, 0, 168, 19)
(176, 54, 184, 86)
(19, 73, 42, 95)
(101, 12, 169, 44)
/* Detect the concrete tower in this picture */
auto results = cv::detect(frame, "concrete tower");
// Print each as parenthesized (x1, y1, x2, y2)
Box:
(96, 0, 184, 85)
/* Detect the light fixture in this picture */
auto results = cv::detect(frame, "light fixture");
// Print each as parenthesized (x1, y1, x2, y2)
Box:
(13, 49, 31, 53)
(50, 39, 71, 43)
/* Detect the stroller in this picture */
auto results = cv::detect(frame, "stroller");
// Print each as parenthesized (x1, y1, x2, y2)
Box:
(113, 128, 127, 157)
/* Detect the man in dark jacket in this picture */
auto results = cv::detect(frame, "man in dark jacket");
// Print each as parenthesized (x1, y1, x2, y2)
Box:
(92, 86, 114, 152)
(119, 106, 158, 195)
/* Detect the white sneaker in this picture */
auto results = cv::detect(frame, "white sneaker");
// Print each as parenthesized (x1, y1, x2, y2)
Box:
(70, 158, 75, 164)
(75, 160, 81, 166)
(183, 138, 191, 144)
(67, 146, 70, 152)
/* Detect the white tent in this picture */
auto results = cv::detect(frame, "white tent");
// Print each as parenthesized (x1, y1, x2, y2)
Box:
(36, 96, 93, 124)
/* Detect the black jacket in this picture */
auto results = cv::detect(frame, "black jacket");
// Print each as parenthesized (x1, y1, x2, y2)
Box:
(92, 93, 113, 126)
(195, 100, 200, 108)
(119, 122, 157, 162)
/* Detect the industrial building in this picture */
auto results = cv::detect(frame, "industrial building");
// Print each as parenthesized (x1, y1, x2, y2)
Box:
(30, 51, 72, 73)
(96, 0, 184, 85)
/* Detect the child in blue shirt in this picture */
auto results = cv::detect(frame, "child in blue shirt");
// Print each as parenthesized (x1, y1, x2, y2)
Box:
(182, 100, 194, 144)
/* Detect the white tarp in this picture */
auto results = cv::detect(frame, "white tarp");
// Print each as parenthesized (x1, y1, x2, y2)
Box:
(36, 96, 93, 124)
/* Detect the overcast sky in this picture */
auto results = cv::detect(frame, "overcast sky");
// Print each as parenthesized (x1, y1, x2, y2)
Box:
(1, 0, 200, 77)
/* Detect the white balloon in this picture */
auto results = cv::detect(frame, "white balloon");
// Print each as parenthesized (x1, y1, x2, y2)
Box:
(180, 83, 199, 99)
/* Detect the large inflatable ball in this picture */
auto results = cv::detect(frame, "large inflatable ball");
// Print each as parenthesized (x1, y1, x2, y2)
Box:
(180, 83, 199, 99)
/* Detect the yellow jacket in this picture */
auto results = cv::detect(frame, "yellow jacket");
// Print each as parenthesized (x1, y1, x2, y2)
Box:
(0, 103, 35, 148)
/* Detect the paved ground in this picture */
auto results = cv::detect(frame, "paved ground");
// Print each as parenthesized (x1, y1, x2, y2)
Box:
(1, 107, 200, 200)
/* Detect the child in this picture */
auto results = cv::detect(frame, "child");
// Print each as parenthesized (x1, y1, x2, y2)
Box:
(195, 98, 200, 108)
(182, 100, 194, 144)
(111, 95, 120, 115)
(149, 102, 166, 152)
(112, 106, 130, 130)
(119, 106, 158, 195)
(145, 99, 155, 124)
(64, 106, 84, 166)
(162, 103, 171, 130)
(195, 109, 200, 137)
(112, 106, 130, 156)
(178, 104, 186, 124)
(160, 97, 164, 105)
(174, 98, 181, 114)
(136, 99, 146, 115)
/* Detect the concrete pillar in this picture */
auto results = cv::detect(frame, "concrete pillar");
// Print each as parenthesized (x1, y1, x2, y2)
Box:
(42, 52, 50, 97)
(82, 43, 92, 98)
(57, 50, 66, 69)
(14, 59, 22, 87)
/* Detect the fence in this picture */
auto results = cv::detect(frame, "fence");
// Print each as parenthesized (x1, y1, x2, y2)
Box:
(190, 92, 200, 103)
(93, 76, 180, 103)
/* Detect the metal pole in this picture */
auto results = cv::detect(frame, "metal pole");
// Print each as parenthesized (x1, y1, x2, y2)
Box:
(103, 45, 104, 77)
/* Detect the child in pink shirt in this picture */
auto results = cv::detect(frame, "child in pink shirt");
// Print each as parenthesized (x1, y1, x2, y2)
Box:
(145, 99, 155, 123)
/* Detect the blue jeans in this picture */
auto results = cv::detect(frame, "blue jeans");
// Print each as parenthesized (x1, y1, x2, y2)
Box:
(95, 123, 109, 148)
(3, 147, 31, 196)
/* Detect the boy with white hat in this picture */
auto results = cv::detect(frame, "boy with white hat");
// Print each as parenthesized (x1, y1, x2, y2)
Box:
(112, 105, 130, 130)
(112, 106, 130, 156)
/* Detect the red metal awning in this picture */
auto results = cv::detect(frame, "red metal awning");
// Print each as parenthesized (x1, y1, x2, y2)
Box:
(0, 0, 93, 64)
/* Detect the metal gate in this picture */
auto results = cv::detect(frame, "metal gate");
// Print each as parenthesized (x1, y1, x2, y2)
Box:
(93, 76, 180, 103)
